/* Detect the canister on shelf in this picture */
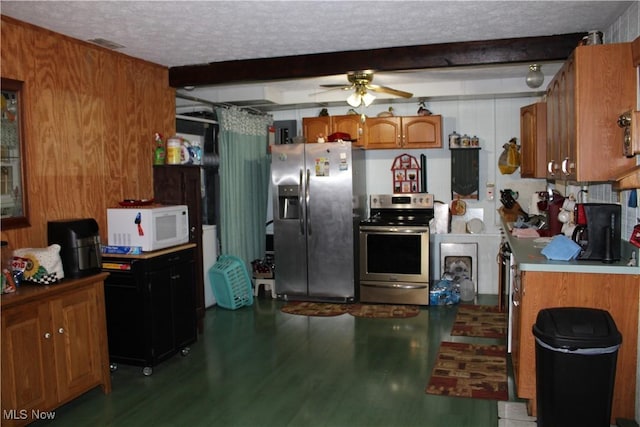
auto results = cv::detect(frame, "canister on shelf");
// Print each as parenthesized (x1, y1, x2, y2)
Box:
(166, 136, 181, 165)
(449, 130, 460, 148)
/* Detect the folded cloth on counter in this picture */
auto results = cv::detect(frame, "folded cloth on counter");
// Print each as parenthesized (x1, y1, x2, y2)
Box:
(540, 235, 581, 261)
(511, 228, 540, 238)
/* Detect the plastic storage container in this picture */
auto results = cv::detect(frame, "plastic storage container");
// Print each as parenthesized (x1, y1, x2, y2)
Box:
(532, 307, 621, 427)
(208, 255, 253, 310)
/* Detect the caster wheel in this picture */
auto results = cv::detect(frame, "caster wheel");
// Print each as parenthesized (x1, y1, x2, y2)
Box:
(181, 347, 190, 356)
(109, 363, 118, 372)
(142, 366, 153, 376)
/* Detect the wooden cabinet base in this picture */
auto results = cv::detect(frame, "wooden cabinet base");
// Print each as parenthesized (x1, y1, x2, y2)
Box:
(1, 274, 112, 426)
(512, 271, 639, 422)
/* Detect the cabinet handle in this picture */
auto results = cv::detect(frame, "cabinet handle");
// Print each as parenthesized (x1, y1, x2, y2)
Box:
(171, 274, 180, 280)
(44, 332, 51, 339)
(561, 157, 575, 175)
(58, 328, 65, 334)
(512, 268, 521, 307)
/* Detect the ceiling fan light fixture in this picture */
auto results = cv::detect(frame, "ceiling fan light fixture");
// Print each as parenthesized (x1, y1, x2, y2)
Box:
(525, 64, 544, 88)
(362, 92, 376, 106)
(347, 92, 362, 107)
(347, 84, 375, 107)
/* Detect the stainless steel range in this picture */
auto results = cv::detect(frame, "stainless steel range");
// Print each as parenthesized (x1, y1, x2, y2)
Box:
(359, 193, 434, 305)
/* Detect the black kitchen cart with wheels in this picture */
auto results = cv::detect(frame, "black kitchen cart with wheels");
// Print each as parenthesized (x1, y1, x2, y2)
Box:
(102, 244, 197, 375)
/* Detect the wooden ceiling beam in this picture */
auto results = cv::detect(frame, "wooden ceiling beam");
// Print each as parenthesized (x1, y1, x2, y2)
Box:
(169, 33, 586, 88)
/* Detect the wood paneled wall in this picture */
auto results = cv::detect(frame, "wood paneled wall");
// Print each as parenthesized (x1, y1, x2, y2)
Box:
(1, 16, 175, 249)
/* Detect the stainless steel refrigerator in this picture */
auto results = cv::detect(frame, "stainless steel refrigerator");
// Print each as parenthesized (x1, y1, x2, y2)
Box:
(271, 141, 366, 302)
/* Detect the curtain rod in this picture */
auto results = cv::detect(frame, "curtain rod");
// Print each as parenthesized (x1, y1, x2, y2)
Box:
(176, 91, 269, 117)
(176, 114, 218, 125)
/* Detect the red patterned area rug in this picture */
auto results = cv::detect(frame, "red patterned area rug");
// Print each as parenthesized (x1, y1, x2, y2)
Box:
(280, 302, 421, 318)
(347, 303, 420, 318)
(451, 304, 506, 339)
(425, 342, 508, 401)
(280, 301, 349, 317)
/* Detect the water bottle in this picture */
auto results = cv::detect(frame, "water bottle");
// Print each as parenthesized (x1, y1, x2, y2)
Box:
(459, 278, 475, 302)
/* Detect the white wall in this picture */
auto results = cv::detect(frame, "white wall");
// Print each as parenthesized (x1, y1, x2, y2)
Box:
(272, 95, 549, 294)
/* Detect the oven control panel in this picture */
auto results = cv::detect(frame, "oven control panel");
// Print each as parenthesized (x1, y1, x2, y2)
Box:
(370, 193, 434, 209)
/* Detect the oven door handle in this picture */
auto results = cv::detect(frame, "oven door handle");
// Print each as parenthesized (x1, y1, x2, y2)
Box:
(359, 226, 430, 233)
(361, 282, 429, 290)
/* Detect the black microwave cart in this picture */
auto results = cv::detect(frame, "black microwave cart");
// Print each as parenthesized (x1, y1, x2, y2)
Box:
(102, 243, 197, 375)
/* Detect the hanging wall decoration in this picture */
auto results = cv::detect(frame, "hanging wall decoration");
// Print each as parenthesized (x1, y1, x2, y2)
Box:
(498, 137, 520, 174)
(391, 154, 421, 193)
(451, 146, 481, 200)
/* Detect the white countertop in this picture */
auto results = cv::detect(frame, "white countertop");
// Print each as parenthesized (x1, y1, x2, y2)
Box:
(500, 217, 640, 275)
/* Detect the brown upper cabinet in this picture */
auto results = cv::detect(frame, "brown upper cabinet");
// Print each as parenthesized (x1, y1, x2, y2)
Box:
(363, 115, 442, 149)
(545, 42, 636, 182)
(302, 116, 330, 143)
(303, 114, 442, 149)
(302, 115, 363, 144)
(520, 102, 547, 179)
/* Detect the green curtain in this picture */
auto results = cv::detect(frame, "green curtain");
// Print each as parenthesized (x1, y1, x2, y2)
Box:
(215, 107, 272, 269)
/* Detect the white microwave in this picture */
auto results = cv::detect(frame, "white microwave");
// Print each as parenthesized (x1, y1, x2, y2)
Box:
(107, 205, 189, 251)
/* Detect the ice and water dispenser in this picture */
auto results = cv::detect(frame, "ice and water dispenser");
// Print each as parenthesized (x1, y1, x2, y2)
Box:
(278, 185, 300, 220)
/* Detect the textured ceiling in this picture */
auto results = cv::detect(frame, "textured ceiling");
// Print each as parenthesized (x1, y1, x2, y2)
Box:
(1, 1, 633, 110)
(1, 1, 631, 67)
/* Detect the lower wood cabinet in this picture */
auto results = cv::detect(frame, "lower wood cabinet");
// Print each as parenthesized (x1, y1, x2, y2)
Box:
(102, 244, 197, 375)
(1, 273, 112, 426)
(511, 270, 639, 423)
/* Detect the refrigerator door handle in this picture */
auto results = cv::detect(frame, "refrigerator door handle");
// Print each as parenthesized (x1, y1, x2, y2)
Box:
(306, 168, 312, 235)
(299, 168, 304, 235)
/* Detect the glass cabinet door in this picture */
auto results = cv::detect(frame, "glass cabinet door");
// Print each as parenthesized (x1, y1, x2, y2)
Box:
(1, 78, 29, 229)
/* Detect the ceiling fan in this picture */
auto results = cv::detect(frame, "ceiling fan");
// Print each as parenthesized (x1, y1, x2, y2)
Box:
(320, 70, 413, 107)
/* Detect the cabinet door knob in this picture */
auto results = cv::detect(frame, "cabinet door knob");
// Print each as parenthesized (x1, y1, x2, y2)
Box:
(44, 332, 52, 339)
(58, 328, 65, 334)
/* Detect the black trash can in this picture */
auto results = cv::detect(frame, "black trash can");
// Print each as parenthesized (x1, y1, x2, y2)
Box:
(532, 307, 621, 427)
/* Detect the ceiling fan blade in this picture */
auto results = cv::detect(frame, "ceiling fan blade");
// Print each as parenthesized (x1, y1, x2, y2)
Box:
(367, 84, 413, 98)
(309, 87, 352, 96)
(320, 84, 354, 89)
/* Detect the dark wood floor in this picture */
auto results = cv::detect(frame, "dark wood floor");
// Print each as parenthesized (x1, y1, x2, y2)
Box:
(34, 295, 517, 427)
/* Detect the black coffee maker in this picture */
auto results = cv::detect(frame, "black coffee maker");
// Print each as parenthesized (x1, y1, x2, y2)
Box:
(572, 203, 621, 263)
